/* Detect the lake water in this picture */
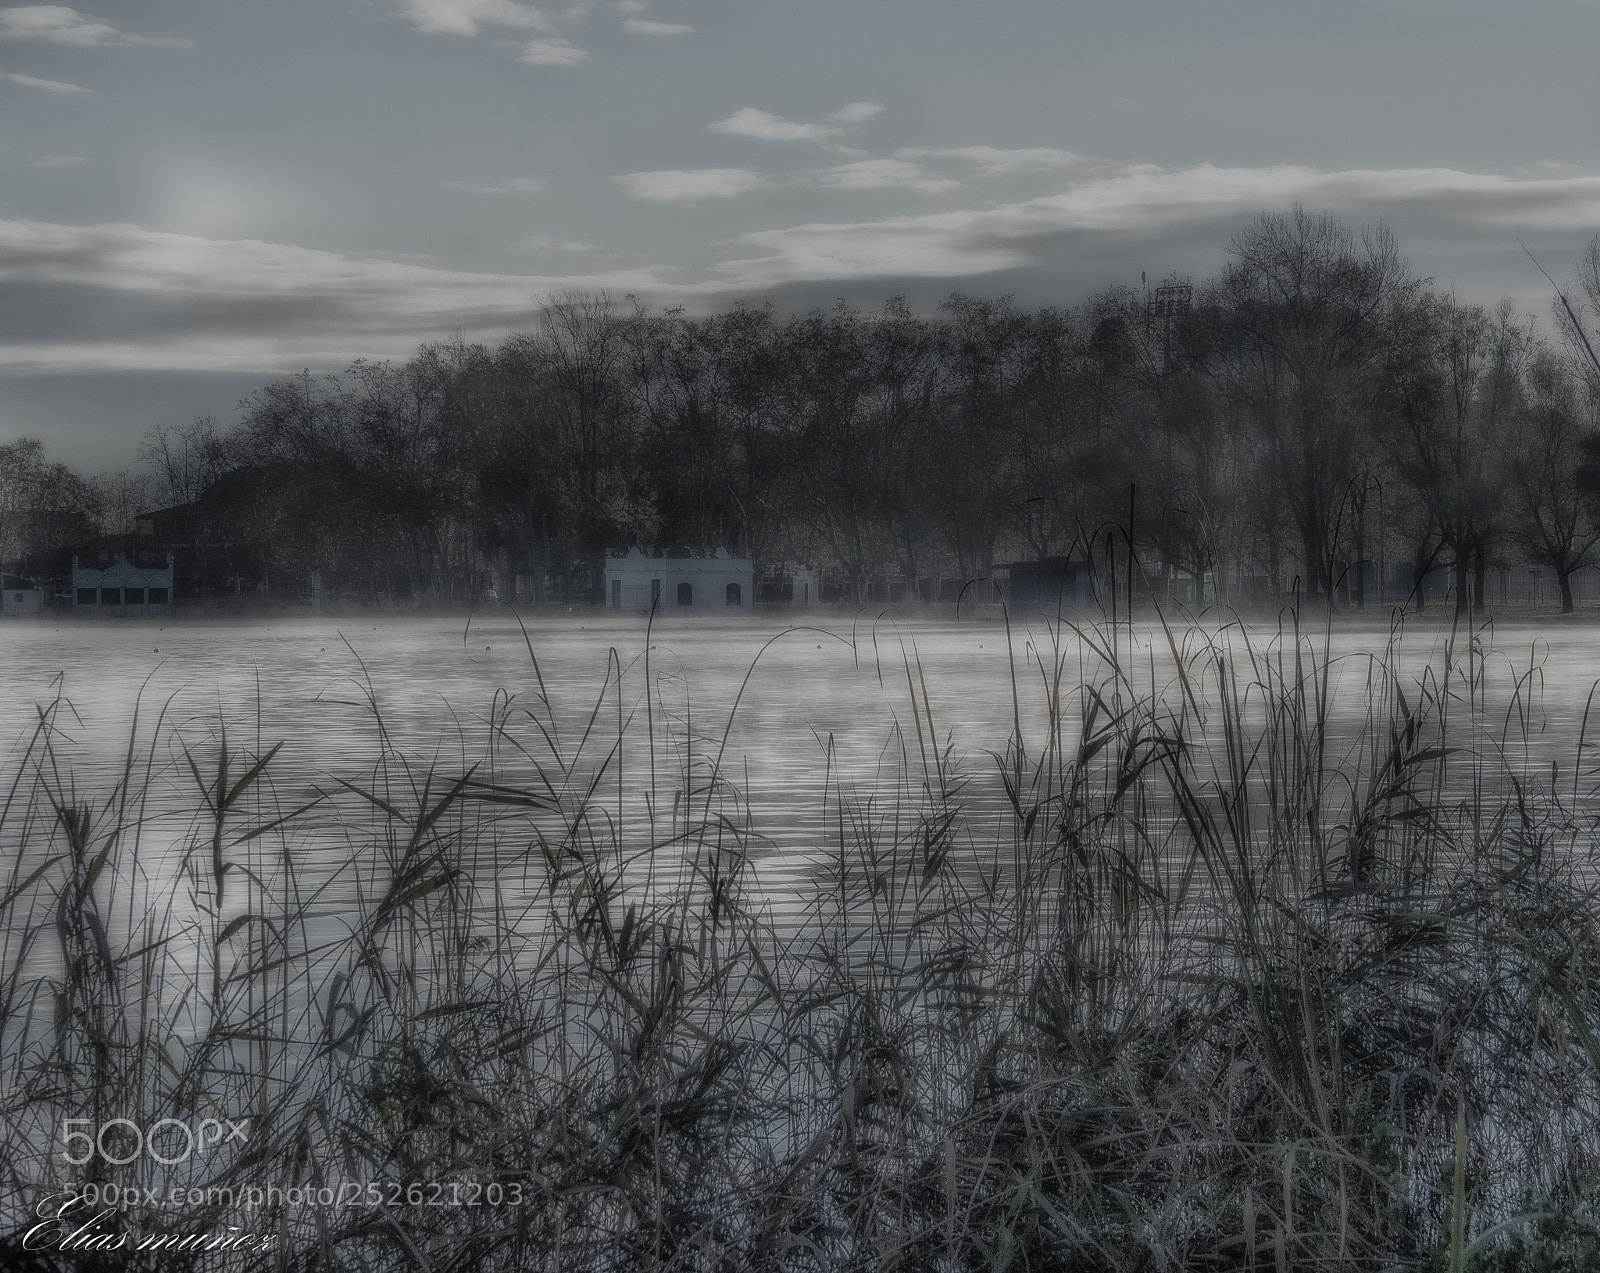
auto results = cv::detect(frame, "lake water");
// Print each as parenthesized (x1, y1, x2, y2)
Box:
(4, 609, 1600, 921)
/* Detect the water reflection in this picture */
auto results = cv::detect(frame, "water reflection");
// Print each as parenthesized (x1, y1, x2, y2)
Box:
(4, 610, 1599, 919)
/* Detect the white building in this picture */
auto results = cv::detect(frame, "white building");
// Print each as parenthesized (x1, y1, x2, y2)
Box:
(606, 547, 753, 615)
(2, 585, 43, 617)
(73, 554, 175, 614)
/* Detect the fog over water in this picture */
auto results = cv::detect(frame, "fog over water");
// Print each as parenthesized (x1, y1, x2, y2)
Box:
(4, 612, 1599, 921)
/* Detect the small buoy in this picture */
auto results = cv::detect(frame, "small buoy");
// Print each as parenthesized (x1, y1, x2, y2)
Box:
(485, 645, 491, 651)
(153, 647, 158, 652)
(816, 644, 821, 649)
(320, 647, 325, 652)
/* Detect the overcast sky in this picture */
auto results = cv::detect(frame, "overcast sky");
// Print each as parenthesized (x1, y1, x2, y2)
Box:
(3, 0, 1599, 465)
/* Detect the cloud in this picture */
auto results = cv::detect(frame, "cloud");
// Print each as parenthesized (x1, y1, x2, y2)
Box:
(899, 146, 1084, 176)
(516, 235, 598, 250)
(31, 154, 84, 167)
(709, 103, 883, 143)
(518, 37, 587, 63)
(812, 159, 960, 193)
(444, 176, 546, 194)
(826, 102, 883, 125)
(395, 0, 547, 35)
(614, 168, 770, 202)
(0, 217, 681, 371)
(0, 6, 190, 47)
(710, 108, 833, 143)
(622, 18, 691, 34)
(0, 69, 89, 92)
(710, 164, 1600, 289)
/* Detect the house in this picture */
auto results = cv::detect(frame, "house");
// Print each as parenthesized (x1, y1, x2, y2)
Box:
(605, 547, 754, 615)
(2, 574, 43, 617)
(756, 563, 819, 607)
(72, 554, 175, 614)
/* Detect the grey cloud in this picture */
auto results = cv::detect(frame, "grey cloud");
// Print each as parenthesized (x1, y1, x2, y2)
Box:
(395, 0, 549, 35)
(614, 169, 770, 201)
(0, 218, 680, 371)
(898, 146, 1085, 176)
(518, 38, 587, 64)
(0, 6, 191, 47)
(811, 159, 961, 193)
(710, 104, 882, 143)
(0, 69, 90, 92)
(713, 165, 1600, 289)
(622, 19, 692, 34)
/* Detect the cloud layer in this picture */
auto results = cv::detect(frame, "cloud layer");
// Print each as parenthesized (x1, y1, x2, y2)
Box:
(5, 164, 1600, 372)
(0, 218, 677, 371)
(713, 164, 1600, 288)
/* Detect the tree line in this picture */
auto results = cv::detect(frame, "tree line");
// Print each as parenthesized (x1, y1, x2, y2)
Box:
(6, 208, 1600, 612)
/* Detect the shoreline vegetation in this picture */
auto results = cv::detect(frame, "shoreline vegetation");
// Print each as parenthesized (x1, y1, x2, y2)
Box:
(7, 213, 1600, 619)
(2, 611, 1600, 1271)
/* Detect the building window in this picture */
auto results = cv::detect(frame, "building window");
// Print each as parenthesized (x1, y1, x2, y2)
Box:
(77, 588, 96, 605)
(725, 582, 741, 606)
(149, 587, 169, 604)
(677, 582, 693, 606)
(802, 582, 809, 604)
(651, 578, 661, 607)
(100, 588, 121, 605)
(11, 593, 21, 605)
(611, 579, 621, 609)
(124, 588, 146, 605)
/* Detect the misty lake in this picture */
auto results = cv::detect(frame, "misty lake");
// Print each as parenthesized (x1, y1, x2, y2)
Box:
(4, 610, 1600, 921)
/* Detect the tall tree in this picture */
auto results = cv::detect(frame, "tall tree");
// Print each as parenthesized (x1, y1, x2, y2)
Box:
(1216, 209, 1413, 602)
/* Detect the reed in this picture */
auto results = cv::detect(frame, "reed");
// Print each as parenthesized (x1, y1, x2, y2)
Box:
(1, 612, 1598, 1271)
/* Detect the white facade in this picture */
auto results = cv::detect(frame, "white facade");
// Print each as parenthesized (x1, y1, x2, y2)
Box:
(606, 548, 753, 615)
(787, 565, 818, 608)
(2, 587, 43, 617)
(72, 554, 176, 614)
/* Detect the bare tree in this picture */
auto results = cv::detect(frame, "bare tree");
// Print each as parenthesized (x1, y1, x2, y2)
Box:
(1510, 350, 1600, 612)
(1381, 295, 1516, 615)
(1216, 208, 1414, 603)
